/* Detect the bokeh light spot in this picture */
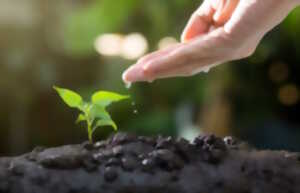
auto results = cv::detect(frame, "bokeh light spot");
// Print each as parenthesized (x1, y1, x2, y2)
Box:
(268, 62, 289, 83)
(278, 84, 299, 106)
(94, 34, 123, 56)
(158, 37, 178, 50)
(121, 33, 148, 60)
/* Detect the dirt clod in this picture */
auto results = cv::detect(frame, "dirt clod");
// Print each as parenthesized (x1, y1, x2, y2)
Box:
(141, 158, 156, 173)
(106, 157, 121, 167)
(104, 167, 118, 182)
(94, 141, 107, 149)
(8, 162, 25, 176)
(121, 156, 137, 171)
(112, 146, 124, 156)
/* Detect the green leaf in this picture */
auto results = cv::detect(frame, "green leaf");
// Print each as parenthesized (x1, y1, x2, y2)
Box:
(92, 91, 130, 107)
(95, 119, 117, 131)
(53, 86, 83, 108)
(89, 104, 111, 120)
(76, 114, 86, 124)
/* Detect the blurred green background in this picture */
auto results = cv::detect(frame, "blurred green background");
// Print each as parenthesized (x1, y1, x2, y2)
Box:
(1, 0, 300, 155)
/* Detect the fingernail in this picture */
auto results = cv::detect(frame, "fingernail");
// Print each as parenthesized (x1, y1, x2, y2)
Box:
(122, 65, 145, 83)
(122, 71, 130, 84)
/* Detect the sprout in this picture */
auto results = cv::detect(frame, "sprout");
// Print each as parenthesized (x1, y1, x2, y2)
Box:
(54, 86, 129, 143)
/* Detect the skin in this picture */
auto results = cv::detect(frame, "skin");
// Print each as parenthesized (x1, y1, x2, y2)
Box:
(122, 0, 300, 83)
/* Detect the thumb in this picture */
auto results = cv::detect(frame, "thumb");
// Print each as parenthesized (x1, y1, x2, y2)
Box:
(181, 0, 215, 43)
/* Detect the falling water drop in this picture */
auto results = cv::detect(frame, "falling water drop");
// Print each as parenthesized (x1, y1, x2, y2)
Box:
(202, 66, 211, 73)
(125, 82, 132, 89)
(131, 101, 138, 114)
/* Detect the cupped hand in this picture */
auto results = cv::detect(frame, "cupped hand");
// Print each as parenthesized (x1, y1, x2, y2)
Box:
(123, 0, 299, 83)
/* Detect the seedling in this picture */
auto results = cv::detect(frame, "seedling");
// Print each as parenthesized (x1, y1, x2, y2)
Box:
(54, 86, 130, 143)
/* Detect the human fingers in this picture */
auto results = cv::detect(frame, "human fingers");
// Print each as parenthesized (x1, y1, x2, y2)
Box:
(122, 43, 184, 83)
(213, 0, 240, 26)
(143, 29, 228, 80)
(181, 0, 215, 42)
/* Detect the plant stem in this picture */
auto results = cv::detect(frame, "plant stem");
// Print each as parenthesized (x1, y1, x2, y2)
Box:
(87, 120, 93, 143)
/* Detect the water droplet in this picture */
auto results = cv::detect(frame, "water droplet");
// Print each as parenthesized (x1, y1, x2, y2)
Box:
(147, 79, 154, 83)
(133, 109, 138, 114)
(125, 82, 132, 89)
(202, 66, 211, 73)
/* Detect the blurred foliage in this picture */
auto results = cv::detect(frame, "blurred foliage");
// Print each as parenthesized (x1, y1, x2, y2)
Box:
(65, 0, 139, 55)
(64, 0, 198, 55)
(283, 7, 300, 52)
(0, 0, 300, 156)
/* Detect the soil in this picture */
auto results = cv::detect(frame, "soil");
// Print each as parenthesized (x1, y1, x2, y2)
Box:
(0, 133, 300, 193)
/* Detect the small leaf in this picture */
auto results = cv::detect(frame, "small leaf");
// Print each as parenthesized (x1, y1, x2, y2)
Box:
(89, 104, 111, 120)
(76, 114, 86, 124)
(95, 119, 117, 131)
(54, 86, 83, 108)
(92, 91, 130, 107)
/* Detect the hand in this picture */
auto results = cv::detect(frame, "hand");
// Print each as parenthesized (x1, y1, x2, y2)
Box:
(123, 0, 299, 83)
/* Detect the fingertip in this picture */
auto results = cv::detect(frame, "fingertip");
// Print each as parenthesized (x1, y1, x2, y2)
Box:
(122, 64, 149, 83)
(213, 9, 222, 23)
(181, 1, 215, 42)
(122, 65, 138, 83)
(213, 0, 239, 26)
(180, 31, 187, 43)
(122, 70, 130, 84)
(182, 15, 211, 42)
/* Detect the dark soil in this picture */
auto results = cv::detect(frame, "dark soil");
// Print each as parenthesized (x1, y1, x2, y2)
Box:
(0, 133, 300, 193)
